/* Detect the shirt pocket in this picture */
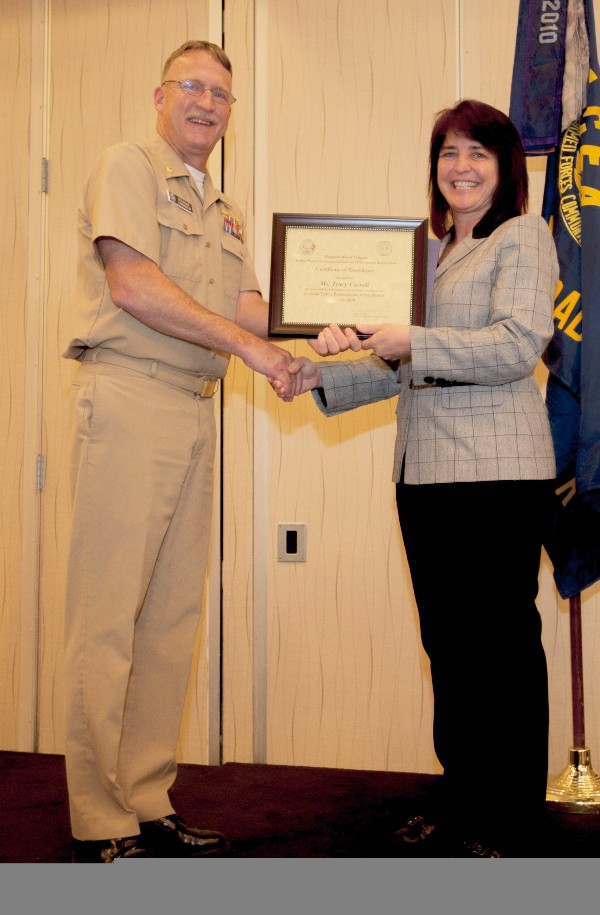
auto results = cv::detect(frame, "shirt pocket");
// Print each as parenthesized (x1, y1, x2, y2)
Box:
(156, 203, 204, 283)
(220, 231, 244, 311)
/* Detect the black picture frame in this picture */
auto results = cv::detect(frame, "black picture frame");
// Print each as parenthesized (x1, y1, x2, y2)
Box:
(269, 213, 428, 337)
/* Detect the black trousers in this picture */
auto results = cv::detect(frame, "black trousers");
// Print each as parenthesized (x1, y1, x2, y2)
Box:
(396, 478, 553, 845)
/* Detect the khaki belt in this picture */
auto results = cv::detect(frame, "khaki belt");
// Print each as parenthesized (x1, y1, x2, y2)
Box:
(80, 348, 221, 398)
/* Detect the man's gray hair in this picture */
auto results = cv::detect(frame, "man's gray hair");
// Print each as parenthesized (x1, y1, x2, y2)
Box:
(162, 40, 232, 80)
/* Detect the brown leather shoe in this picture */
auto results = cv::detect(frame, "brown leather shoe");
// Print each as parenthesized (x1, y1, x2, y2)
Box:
(71, 835, 151, 862)
(139, 814, 230, 857)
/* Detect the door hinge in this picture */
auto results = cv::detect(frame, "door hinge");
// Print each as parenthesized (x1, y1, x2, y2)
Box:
(36, 454, 46, 492)
(42, 158, 49, 194)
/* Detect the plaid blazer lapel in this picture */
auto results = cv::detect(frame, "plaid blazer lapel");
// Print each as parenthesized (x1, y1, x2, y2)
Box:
(435, 234, 488, 278)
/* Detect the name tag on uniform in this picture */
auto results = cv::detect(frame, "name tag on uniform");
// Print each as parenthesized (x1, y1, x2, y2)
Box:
(168, 191, 193, 214)
(223, 212, 243, 240)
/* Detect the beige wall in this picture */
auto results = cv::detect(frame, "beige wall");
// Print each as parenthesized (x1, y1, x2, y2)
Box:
(0, 0, 32, 748)
(2, 0, 600, 786)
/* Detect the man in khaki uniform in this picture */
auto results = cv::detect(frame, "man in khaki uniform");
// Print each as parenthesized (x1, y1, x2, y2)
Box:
(63, 40, 292, 862)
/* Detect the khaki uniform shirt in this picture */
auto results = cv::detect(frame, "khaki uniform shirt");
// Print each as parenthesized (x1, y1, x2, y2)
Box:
(63, 134, 260, 375)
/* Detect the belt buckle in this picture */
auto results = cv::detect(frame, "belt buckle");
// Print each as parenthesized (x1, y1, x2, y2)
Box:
(196, 378, 219, 398)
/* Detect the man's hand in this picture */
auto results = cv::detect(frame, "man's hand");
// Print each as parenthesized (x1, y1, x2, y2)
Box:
(309, 324, 363, 356)
(242, 339, 295, 399)
(269, 357, 322, 400)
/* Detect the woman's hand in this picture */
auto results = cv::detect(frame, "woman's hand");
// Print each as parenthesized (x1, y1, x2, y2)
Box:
(355, 323, 411, 361)
(307, 322, 411, 361)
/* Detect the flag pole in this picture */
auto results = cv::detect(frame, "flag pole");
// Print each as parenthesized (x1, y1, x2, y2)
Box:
(510, 0, 600, 813)
(546, 592, 600, 812)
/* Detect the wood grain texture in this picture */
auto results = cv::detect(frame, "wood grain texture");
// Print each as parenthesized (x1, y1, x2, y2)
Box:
(0, 0, 32, 750)
(250, 0, 455, 772)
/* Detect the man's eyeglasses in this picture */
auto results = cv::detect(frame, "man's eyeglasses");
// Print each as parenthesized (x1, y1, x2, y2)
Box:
(162, 79, 236, 107)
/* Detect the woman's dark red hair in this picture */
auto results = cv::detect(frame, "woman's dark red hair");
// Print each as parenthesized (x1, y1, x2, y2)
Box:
(429, 99, 528, 240)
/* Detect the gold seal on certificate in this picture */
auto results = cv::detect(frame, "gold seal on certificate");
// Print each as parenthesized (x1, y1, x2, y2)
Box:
(268, 214, 428, 337)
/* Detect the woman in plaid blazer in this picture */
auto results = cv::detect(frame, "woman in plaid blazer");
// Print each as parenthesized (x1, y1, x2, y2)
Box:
(276, 99, 559, 857)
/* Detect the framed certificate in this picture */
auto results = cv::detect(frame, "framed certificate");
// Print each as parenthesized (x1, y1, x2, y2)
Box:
(268, 213, 428, 337)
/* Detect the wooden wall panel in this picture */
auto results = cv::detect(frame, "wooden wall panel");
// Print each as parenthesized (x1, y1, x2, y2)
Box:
(0, 0, 33, 750)
(221, 0, 258, 763)
(265, 0, 455, 219)
(248, 0, 458, 772)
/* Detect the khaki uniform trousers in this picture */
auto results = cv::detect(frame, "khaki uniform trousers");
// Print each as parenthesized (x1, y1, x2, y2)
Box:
(63, 358, 217, 840)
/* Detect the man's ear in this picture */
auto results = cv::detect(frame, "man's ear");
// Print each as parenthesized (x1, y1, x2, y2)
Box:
(153, 85, 165, 112)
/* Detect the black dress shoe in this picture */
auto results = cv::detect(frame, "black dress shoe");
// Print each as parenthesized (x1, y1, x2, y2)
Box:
(71, 835, 151, 862)
(394, 815, 502, 858)
(139, 814, 230, 857)
(450, 839, 502, 858)
(395, 814, 436, 844)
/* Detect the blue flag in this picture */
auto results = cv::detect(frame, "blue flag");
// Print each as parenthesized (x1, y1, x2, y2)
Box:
(511, 0, 600, 599)
(509, 0, 568, 153)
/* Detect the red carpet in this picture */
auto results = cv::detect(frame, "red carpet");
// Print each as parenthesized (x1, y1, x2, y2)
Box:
(1, 751, 599, 860)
